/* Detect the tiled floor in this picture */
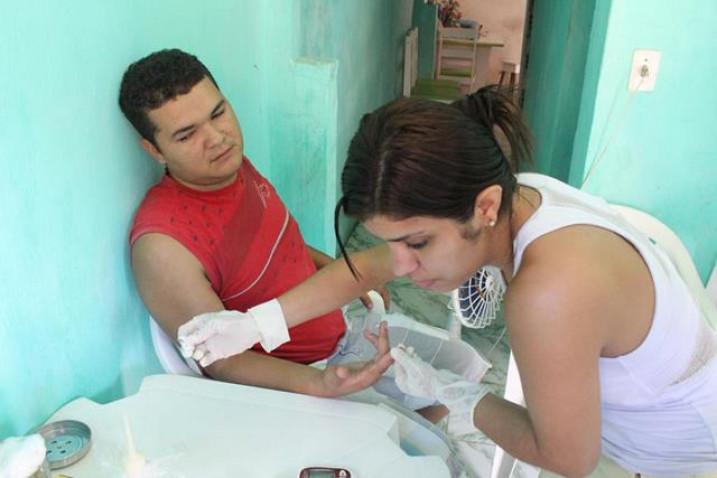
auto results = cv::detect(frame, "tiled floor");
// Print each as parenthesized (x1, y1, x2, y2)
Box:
(344, 224, 513, 477)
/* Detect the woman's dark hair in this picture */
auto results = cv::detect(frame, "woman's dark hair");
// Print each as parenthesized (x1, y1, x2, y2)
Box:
(335, 85, 532, 277)
(118, 49, 218, 147)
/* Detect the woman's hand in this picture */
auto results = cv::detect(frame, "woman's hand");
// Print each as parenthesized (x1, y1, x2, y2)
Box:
(391, 345, 488, 436)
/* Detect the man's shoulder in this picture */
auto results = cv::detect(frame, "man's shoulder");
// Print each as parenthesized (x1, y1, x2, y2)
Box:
(133, 179, 177, 221)
(140, 174, 177, 201)
(130, 177, 197, 246)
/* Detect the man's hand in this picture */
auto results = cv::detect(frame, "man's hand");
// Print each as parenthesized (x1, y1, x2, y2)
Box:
(314, 321, 394, 397)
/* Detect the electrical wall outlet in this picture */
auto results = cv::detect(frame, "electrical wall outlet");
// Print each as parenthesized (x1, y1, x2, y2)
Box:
(628, 49, 661, 92)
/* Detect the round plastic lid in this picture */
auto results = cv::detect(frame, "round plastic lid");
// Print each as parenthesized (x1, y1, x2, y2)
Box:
(39, 420, 92, 470)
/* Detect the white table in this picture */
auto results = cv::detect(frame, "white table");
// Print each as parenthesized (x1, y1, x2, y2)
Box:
(44, 375, 451, 478)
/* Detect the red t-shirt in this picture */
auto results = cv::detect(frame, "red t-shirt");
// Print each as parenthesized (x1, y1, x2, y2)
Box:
(130, 158, 345, 364)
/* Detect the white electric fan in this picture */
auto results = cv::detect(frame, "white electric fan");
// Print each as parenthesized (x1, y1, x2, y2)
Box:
(449, 266, 506, 337)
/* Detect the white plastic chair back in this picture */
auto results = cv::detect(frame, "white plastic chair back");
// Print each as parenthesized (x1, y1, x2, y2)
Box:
(708, 267, 717, 309)
(611, 204, 717, 329)
(149, 316, 202, 376)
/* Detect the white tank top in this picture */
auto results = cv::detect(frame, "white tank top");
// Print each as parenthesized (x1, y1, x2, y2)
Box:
(513, 173, 717, 475)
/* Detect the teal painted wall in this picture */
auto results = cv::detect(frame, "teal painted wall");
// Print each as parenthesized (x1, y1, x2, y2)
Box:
(412, 0, 438, 79)
(0, 1, 412, 437)
(268, 57, 339, 256)
(296, 0, 413, 249)
(524, 0, 715, 278)
(572, 0, 717, 279)
(522, 0, 599, 181)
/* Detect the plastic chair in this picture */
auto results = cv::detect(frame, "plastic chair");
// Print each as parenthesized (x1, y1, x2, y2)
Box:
(497, 61, 520, 89)
(610, 204, 716, 328)
(149, 316, 202, 376)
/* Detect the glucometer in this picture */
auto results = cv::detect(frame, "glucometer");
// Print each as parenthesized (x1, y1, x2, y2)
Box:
(299, 466, 351, 478)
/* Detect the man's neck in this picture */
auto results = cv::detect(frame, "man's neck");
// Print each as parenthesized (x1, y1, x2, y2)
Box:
(169, 171, 239, 192)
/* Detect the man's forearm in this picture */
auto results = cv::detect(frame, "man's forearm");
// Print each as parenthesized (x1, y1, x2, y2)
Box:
(278, 244, 394, 327)
(206, 350, 325, 395)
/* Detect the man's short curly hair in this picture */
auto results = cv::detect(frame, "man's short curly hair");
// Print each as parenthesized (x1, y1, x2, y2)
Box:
(118, 49, 218, 146)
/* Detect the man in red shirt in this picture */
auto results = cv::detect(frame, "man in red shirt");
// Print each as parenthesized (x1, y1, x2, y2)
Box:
(119, 49, 396, 398)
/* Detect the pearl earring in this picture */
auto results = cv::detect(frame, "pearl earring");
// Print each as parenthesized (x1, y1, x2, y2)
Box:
(488, 219, 496, 227)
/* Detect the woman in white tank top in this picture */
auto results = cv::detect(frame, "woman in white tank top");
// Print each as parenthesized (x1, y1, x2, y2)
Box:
(333, 87, 717, 477)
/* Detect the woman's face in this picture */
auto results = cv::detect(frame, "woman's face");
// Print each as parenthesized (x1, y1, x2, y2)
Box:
(364, 214, 492, 292)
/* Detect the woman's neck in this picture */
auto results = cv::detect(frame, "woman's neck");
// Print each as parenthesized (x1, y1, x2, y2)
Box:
(499, 186, 542, 281)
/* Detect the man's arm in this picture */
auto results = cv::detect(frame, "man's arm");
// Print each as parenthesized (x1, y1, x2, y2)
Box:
(207, 334, 392, 398)
(132, 233, 392, 396)
(132, 233, 223, 338)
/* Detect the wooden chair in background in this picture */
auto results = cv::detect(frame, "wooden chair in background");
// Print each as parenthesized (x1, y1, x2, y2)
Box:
(497, 61, 520, 89)
(435, 23, 481, 94)
(404, 27, 463, 103)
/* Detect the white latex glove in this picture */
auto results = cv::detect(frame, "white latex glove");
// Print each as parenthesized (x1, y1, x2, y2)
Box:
(177, 300, 290, 367)
(0, 434, 46, 478)
(391, 345, 490, 436)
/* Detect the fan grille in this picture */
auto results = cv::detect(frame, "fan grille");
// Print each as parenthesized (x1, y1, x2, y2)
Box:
(450, 266, 506, 329)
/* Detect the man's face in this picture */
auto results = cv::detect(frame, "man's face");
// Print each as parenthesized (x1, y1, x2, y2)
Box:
(143, 77, 244, 191)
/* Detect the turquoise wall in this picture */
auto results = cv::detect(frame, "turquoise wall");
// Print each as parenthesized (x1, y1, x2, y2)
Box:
(0, 0, 411, 437)
(524, 0, 715, 279)
(572, 0, 717, 279)
(522, 0, 599, 181)
(412, 0, 438, 79)
(295, 0, 413, 245)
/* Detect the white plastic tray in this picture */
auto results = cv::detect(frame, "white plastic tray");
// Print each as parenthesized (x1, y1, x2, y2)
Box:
(44, 374, 450, 478)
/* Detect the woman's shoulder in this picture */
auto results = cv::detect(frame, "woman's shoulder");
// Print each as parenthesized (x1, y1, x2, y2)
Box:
(508, 226, 625, 321)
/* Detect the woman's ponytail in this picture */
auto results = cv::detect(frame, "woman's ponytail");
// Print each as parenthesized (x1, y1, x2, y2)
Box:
(453, 85, 532, 173)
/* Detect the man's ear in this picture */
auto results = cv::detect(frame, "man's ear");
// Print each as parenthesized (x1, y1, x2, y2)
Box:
(141, 138, 166, 166)
(472, 184, 503, 227)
